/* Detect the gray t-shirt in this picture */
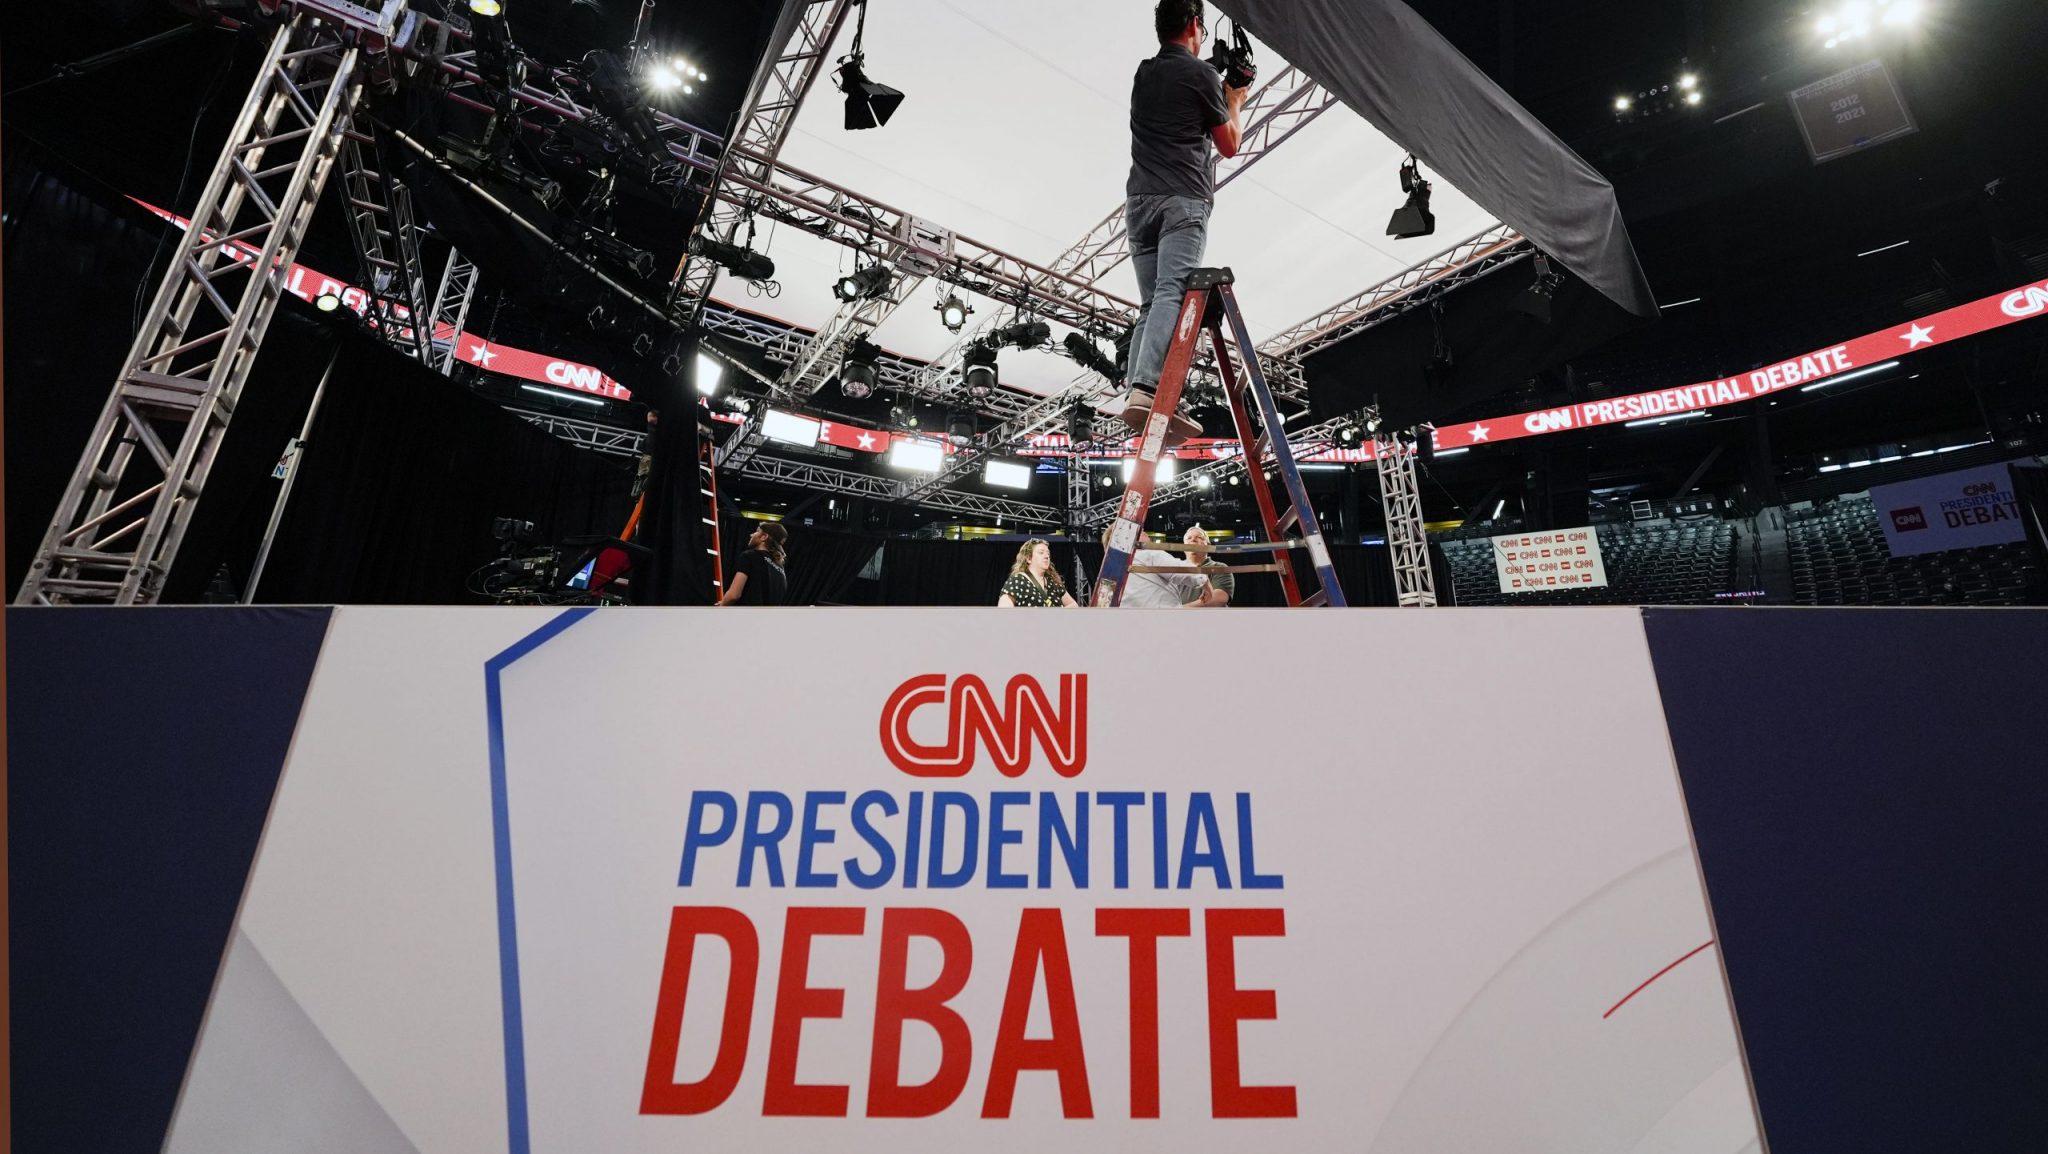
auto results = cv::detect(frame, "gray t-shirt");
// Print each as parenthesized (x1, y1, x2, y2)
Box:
(1126, 43, 1229, 203)
(1178, 558, 1236, 604)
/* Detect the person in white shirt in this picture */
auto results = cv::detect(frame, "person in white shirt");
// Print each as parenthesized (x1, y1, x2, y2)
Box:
(1102, 524, 1212, 608)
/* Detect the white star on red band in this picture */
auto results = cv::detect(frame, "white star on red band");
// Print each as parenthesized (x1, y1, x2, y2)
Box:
(1901, 323, 1935, 348)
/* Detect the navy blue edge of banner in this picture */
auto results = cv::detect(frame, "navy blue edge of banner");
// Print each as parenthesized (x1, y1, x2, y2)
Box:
(484, 606, 599, 1154)
(1642, 607, 2048, 1153)
(6, 606, 335, 1154)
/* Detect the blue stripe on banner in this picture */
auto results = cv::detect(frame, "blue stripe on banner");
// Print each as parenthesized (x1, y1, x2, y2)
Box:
(6, 607, 334, 1154)
(1642, 608, 2048, 1152)
(484, 607, 599, 1154)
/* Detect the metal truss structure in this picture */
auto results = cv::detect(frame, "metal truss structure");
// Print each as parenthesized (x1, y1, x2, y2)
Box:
(731, 455, 1062, 526)
(1043, 67, 1337, 292)
(17, 14, 372, 605)
(672, 0, 854, 321)
(335, 130, 434, 361)
(426, 249, 479, 372)
(1075, 414, 1353, 527)
(1262, 223, 1530, 363)
(1375, 433, 1438, 607)
(507, 409, 645, 459)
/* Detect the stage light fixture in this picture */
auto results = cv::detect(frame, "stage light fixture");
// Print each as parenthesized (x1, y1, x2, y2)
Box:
(469, 0, 502, 15)
(837, 55, 903, 130)
(834, 0, 902, 130)
(649, 65, 681, 91)
(1337, 424, 1363, 447)
(1614, 95, 1632, 113)
(1685, 90, 1703, 106)
(1678, 73, 1698, 90)
(945, 413, 977, 448)
(1099, 474, 1115, 489)
(936, 294, 970, 332)
(763, 409, 822, 447)
(1366, 412, 1384, 434)
(1195, 474, 1214, 491)
(834, 263, 892, 302)
(689, 235, 775, 282)
(1386, 156, 1435, 240)
(889, 439, 944, 473)
(839, 336, 881, 399)
(994, 320, 1052, 350)
(314, 291, 343, 312)
(1513, 253, 1565, 324)
(984, 460, 1033, 491)
(963, 339, 1000, 400)
(694, 352, 724, 396)
(1228, 475, 1242, 487)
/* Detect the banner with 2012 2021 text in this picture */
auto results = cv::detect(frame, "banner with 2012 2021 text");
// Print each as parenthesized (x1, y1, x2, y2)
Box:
(165, 607, 1759, 1154)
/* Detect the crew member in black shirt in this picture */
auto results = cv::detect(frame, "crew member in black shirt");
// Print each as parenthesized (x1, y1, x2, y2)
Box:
(1118, 0, 1249, 440)
(719, 522, 789, 606)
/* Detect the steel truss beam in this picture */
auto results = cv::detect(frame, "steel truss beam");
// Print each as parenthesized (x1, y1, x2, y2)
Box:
(1263, 223, 1529, 363)
(1076, 414, 1353, 527)
(1376, 433, 1438, 606)
(507, 408, 644, 459)
(18, 15, 368, 605)
(427, 249, 479, 372)
(673, 0, 855, 320)
(732, 455, 1062, 525)
(709, 152, 1140, 338)
(336, 128, 434, 361)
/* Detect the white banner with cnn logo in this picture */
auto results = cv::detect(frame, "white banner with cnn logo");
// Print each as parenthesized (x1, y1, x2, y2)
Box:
(1870, 463, 2029, 558)
(1491, 527, 1609, 593)
(168, 607, 1757, 1154)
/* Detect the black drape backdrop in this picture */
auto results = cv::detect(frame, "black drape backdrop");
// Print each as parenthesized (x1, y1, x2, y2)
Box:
(3, 154, 639, 604)
(191, 320, 639, 604)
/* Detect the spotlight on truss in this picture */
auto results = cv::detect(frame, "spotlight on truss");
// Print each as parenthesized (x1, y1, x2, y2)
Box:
(834, 263, 892, 302)
(469, 0, 503, 15)
(936, 293, 970, 332)
(838, 337, 882, 401)
(995, 320, 1051, 350)
(1386, 156, 1435, 240)
(1513, 252, 1565, 324)
(963, 339, 1000, 399)
(315, 291, 343, 312)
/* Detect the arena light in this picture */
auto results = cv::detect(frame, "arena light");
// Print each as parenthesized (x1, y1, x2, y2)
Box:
(1685, 90, 1704, 106)
(963, 339, 999, 399)
(836, 1, 903, 131)
(834, 263, 891, 302)
(1678, 73, 1699, 91)
(839, 336, 881, 400)
(314, 291, 343, 312)
(983, 460, 1033, 491)
(1614, 95, 1633, 112)
(889, 438, 944, 473)
(1122, 457, 1177, 483)
(521, 384, 602, 407)
(1800, 360, 1900, 392)
(1386, 156, 1436, 240)
(936, 294, 970, 333)
(762, 408, 822, 447)
(694, 352, 724, 396)
(469, 0, 502, 14)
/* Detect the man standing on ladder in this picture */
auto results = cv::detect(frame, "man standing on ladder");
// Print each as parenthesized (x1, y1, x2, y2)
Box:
(1118, 0, 1250, 442)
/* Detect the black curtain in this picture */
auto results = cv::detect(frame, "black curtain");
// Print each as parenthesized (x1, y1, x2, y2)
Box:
(171, 309, 638, 604)
(3, 157, 172, 595)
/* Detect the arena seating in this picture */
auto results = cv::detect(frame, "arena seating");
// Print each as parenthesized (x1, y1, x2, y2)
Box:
(1785, 496, 2040, 606)
(1438, 520, 1738, 606)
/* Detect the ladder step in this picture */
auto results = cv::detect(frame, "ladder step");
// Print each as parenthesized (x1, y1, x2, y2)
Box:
(1276, 507, 1300, 535)
(1302, 590, 1329, 608)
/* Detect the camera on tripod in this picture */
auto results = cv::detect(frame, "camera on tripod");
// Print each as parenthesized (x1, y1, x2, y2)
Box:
(1207, 20, 1257, 91)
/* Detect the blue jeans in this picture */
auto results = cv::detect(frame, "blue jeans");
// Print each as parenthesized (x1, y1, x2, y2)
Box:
(1124, 193, 1211, 391)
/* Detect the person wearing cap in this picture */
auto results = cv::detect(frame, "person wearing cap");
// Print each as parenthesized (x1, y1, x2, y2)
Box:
(718, 522, 789, 606)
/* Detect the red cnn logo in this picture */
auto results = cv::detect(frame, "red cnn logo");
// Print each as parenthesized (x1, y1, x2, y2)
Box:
(1890, 507, 1928, 532)
(879, 674, 1087, 778)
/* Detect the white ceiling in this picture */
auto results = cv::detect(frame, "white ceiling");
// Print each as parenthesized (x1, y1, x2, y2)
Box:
(712, 0, 1497, 402)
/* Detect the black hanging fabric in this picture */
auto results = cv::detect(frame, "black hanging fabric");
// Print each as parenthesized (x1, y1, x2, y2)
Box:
(170, 309, 639, 604)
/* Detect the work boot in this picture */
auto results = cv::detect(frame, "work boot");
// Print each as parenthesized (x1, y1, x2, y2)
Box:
(1118, 388, 1203, 446)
